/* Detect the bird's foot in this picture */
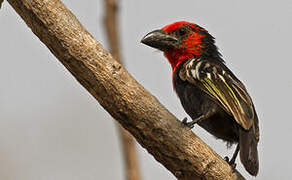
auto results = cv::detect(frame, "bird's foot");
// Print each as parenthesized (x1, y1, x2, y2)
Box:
(224, 156, 237, 170)
(182, 117, 196, 129)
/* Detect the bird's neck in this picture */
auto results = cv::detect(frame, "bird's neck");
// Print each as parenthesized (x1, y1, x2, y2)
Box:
(164, 48, 224, 81)
(164, 50, 196, 85)
(164, 50, 194, 71)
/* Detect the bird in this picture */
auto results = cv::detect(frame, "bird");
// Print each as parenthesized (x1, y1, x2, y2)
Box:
(141, 21, 259, 176)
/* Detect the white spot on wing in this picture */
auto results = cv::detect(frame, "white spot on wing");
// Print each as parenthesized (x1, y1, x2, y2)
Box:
(218, 74, 226, 82)
(207, 73, 211, 79)
(189, 59, 195, 67)
(195, 61, 203, 79)
(191, 69, 197, 79)
(204, 63, 210, 69)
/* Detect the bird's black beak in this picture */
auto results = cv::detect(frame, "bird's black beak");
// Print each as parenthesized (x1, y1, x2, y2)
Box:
(141, 30, 178, 51)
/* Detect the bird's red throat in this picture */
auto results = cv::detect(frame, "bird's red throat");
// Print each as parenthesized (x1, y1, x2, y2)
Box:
(164, 50, 193, 71)
(161, 21, 207, 75)
(163, 32, 206, 71)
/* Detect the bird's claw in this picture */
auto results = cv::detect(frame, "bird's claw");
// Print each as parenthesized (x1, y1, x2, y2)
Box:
(182, 117, 195, 129)
(224, 156, 237, 170)
(182, 117, 188, 124)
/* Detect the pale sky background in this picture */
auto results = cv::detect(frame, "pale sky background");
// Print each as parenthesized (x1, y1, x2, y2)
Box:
(0, 0, 291, 179)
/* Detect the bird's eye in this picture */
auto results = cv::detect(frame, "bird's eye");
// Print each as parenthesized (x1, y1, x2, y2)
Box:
(178, 27, 187, 36)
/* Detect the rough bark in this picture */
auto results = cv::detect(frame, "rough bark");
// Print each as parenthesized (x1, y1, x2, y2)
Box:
(103, 0, 141, 180)
(7, 0, 245, 179)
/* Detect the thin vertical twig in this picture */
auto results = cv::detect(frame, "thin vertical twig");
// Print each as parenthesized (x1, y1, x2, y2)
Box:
(103, 0, 142, 180)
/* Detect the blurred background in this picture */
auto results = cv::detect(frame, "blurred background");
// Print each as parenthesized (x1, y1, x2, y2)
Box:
(0, 0, 291, 179)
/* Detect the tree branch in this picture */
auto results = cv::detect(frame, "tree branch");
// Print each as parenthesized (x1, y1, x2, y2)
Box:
(7, 0, 245, 179)
(103, 0, 141, 180)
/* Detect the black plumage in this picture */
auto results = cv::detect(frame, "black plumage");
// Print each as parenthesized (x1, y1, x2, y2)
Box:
(141, 21, 260, 176)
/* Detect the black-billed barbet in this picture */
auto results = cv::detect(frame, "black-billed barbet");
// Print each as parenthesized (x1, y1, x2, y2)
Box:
(141, 21, 259, 176)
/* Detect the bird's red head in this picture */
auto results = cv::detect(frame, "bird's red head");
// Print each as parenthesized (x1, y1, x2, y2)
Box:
(141, 21, 217, 71)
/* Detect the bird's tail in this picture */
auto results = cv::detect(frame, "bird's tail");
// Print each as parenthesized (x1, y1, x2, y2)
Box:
(239, 126, 259, 176)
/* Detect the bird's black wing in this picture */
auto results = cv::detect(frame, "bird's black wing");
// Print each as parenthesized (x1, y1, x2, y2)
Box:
(179, 58, 255, 130)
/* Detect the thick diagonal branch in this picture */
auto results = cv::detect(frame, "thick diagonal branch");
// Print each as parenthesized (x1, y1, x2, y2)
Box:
(103, 0, 141, 180)
(7, 0, 245, 179)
